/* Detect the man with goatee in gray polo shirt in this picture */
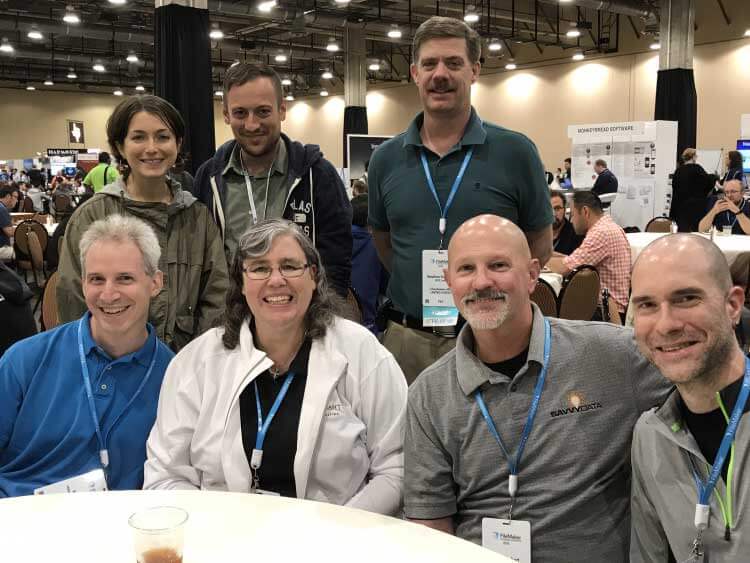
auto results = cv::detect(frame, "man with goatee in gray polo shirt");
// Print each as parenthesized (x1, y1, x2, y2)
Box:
(404, 214, 672, 562)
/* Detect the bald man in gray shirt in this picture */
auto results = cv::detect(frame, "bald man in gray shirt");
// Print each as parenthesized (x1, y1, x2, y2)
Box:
(404, 215, 672, 562)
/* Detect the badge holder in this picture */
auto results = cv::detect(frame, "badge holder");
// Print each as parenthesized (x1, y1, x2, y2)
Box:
(421, 248, 458, 329)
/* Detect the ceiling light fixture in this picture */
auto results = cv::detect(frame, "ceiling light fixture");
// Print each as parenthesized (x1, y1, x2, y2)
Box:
(463, 6, 479, 23)
(368, 62, 381, 71)
(44, 79, 54, 86)
(27, 27, 43, 40)
(650, 41, 660, 50)
(281, 77, 292, 86)
(285, 94, 294, 101)
(26, 85, 36, 91)
(320, 89, 329, 97)
(505, 62, 517, 70)
(334, 0, 350, 4)
(326, 38, 339, 52)
(92, 63, 106, 72)
(113, 89, 124, 96)
(135, 84, 145, 92)
(321, 70, 333, 80)
(566, 29, 581, 38)
(488, 39, 502, 52)
(387, 26, 402, 39)
(0, 38, 14, 53)
(275, 53, 288, 63)
(126, 52, 139, 63)
(258, 0, 277, 13)
(67, 69, 77, 79)
(108, 0, 127, 5)
(572, 52, 585, 61)
(63, 5, 80, 24)
(745, 29, 750, 37)
(209, 23, 224, 40)
(215, 90, 223, 97)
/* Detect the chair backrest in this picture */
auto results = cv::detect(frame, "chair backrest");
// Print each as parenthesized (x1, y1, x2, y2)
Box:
(54, 193, 71, 213)
(558, 265, 601, 321)
(345, 287, 363, 324)
(13, 219, 49, 256)
(645, 216, 673, 233)
(22, 196, 35, 212)
(600, 288, 622, 325)
(42, 271, 60, 330)
(26, 230, 45, 271)
(530, 278, 558, 317)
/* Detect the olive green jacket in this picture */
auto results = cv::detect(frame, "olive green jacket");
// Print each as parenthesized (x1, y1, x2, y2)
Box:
(57, 180, 229, 351)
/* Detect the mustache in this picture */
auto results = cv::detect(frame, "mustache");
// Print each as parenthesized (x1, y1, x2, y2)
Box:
(462, 288, 506, 306)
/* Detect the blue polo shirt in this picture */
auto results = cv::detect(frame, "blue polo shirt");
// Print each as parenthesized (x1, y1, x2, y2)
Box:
(707, 196, 750, 235)
(368, 107, 553, 318)
(0, 313, 174, 497)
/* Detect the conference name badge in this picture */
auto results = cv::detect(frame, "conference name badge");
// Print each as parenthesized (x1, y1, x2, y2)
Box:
(34, 468, 108, 495)
(482, 518, 531, 563)
(421, 250, 458, 327)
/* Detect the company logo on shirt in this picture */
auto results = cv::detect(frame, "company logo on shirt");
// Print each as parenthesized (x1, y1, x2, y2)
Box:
(550, 390, 603, 418)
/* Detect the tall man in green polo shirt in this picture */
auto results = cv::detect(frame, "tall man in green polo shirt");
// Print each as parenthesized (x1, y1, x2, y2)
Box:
(368, 16, 553, 383)
(82, 152, 119, 193)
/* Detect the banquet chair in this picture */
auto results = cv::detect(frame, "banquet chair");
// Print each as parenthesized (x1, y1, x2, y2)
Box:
(530, 278, 558, 317)
(41, 270, 60, 330)
(558, 266, 601, 321)
(345, 287, 364, 324)
(645, 216, 673, 233)
(52, 193, 72, 219)
(600, 288, 622, 325)
(21, 197, 35, 213)
(13, 220, 49, 311)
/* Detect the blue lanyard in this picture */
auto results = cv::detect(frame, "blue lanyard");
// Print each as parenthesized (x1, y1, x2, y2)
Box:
(251, 372, 295, 470)
(724, 200, 744, 228)
(692, 361, 750, 510)
(419, 146, 474, 248)
(77, 318, 159, 471)
(474, 317, 552, 501)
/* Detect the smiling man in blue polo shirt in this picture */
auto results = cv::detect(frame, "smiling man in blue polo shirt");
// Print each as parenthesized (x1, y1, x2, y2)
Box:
(0, 214, 173, 497)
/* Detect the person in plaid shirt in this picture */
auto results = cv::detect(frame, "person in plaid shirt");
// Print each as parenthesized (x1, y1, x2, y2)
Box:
(548, 191, 631, 314)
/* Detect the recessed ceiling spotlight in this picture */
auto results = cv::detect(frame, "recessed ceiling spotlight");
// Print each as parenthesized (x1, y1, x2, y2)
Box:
(113, 89, 124, 96)
(108, 0, 127, 5)
(27, 27, 43, 40)
(44, 79, 54, 86)
(0, 38, 14, 53)
(92, 63, 106, 72)
(67, 70, 77, 79)
(26, 85, 36, 91)
(463, 10, 479, 23)
(281, 78, 292, 86)
(275, 53, 288, 63)
(321, 70, 333, 80)
(488, 39, 502, 52)
(320, 89, 329, 97)
(135, 84, 145, 92)
(505, 62, 517, 70)
(63, 5, 80, 24)
(566, 29, 581, 38)
(387, 26, 402, 39)
(126, 52, 139, 63)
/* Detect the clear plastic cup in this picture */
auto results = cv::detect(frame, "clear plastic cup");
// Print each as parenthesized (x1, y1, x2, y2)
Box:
(723, 225, 733, 236)
(128, 506, 188, 563)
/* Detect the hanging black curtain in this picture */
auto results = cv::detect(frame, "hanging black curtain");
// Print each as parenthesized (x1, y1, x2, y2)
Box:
(343, 106, 368, 168)
(154, 4, 215, 175)
(654, 68, 697, 160)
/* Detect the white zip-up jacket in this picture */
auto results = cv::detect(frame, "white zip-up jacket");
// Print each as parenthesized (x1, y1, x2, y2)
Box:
(144, 317, 407, 515)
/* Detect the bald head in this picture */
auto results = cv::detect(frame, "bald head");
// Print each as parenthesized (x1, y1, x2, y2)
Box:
(449, 214, 531, 264)
(633, 234, 731, 294)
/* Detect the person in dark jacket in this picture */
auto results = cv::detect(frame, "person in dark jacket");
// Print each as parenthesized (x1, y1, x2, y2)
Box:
(192, 62, 352, 296)
(669, 148, 715, 232)
(350, 195, 387, 334)
(591, 158, 618, 196)
(551, 190, 583, 255)
(720, 150, 746, 188)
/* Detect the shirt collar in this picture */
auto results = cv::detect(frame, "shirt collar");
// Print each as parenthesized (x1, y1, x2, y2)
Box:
(455, 303, 546, 396)
(223, 139, 287, 178)
(82, 311, 157, 368)
(403, 106, 487, 149)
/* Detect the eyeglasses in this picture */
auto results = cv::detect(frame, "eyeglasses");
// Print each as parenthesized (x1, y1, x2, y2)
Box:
(552, 205, 565, 212)
(242, 263, 310, 280)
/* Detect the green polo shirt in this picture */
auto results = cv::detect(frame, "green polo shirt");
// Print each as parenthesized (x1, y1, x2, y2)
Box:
(83, 162, 120, 193)
(223, 140, 289, 259)
(368, 108, 553, 319)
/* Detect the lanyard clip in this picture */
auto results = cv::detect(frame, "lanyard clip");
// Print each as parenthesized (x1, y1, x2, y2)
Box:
(694, 503, 710, 530)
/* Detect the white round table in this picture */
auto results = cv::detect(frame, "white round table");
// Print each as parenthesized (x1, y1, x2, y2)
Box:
(539, 272, 563, 294)
(0, 490, 510, 563)
(627, 232, 750, 265)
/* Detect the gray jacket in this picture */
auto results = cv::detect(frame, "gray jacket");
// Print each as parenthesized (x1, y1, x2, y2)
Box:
(631, 390, 750, 562)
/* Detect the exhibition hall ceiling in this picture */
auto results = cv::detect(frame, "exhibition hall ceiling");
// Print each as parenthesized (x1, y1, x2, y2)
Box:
(0, 0, 736, 97)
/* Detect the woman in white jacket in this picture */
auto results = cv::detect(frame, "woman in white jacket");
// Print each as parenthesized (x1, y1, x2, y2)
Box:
(143, 218, 407, 515)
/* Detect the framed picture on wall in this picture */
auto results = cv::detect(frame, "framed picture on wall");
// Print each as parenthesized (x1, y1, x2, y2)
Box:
(67, 120, 85, 146)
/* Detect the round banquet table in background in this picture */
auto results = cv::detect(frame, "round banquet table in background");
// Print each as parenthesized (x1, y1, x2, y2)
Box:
(0, 490, 511, 563)
(539, 272, 563, 294)
(627, 232, 750, 266)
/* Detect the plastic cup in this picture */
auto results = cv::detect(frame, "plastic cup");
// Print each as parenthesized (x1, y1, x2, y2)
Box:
(128, 506, 188, 563)
(723, 225, 733, 236)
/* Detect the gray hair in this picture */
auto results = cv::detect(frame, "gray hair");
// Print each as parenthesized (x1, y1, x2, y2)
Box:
(412, 16, 482, 65)
(79, 214, 161, 277)
(222, 218, 341, 350)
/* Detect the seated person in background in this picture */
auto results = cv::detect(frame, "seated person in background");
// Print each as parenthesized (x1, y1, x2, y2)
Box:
(350, 195, 388, 334)
(630, 234, 749, 562)
(0, 262, 37, 357)
(550, 190, 583, 255)
(729, 252, 750, 351)
(0, 186, 18, 261)
(404, 214, 671, 561)
(548, 191, 631, 314)
(144, 218, 407, 515)
(698, 180, 750, 235)
(352, 179, 368, 197)
(556, 157, 572, 188)
(0, 215, 174, 497)
(591, 158, 618, 196)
